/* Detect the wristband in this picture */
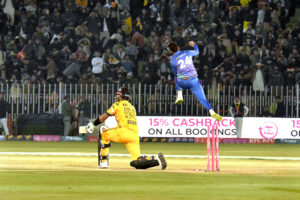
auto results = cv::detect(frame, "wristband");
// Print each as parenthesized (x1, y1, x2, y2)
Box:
(93, 118, 101, 126)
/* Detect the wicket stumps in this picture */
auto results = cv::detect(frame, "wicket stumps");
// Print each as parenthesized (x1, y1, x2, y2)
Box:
(207, 125, 219, 172)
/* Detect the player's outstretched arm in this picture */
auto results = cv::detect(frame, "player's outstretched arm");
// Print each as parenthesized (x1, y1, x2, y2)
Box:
(188, 41, 199, 56)
(189, 41, 195, 47)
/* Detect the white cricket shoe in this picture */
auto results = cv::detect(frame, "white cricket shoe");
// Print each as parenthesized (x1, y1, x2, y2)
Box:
(99, 161, 108, 169)
(175, 90, 183, 104)
(175, 95, 183, 104)
(209, 109, 222, 122)
(212, 113, 222, 122)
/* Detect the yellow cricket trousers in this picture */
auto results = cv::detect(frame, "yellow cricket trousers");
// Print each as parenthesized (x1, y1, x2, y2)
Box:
(101, 126, 141, 160)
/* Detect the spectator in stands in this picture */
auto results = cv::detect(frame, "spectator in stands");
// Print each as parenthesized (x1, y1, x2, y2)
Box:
(91, 51, 104, 76)
(260, 105, 273, 117)
(39, 57, 56, 84)
(114, 45, 126, 62)
(33, 38, 45, 58)
(141, 70, 152, 85)
(252, 63, 265, 92)
(22, 39, 34, 60)
(125, 40, 139, 61)
(0, 92, 9, 135)
(221, 66, 238, 88)
(268, 65, 284, 86)
(58, 45, 72, 74)
(73, 45, 89, 63)
(10, 80, 21, 100)
(0, 8, 8, 35)
(284, 71, 296, 86)
(271, 96, 285, 117)
(63, 53, 82, 79)
(122, 55, 135, 74)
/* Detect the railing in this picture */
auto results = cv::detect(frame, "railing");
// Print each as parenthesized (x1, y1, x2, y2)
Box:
(1, 83, 299, 124)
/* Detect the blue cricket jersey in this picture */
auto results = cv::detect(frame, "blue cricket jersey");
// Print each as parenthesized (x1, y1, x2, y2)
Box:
(170, 45, 199, 78)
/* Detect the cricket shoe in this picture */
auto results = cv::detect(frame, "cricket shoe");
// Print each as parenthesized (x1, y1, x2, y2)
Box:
(99, 161, 108, 169)
(175, 96, 183, 104)
(212, 113, 222, 122)
(157, 153, 167, 170)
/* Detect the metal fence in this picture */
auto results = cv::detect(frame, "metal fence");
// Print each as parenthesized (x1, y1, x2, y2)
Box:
(1, 83, 299, 124)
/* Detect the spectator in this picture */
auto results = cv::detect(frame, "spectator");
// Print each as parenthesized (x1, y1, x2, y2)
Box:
(73, 45, 89, 63)
(141, 71, 152, 85)
(122, 55, 135, 74)
(252, 63, 265, 92)
(58, 45, 72, 74)
(271, 96, 285, 117)
(260, 105, 273, 117)
(77, 37, 91, 57)
(0, 92, 9, 135)
(268, 65, 284, 86)
(131, 31, 145, 48)
(91, 51, 104, 76)
(125, 72, 136, 85)
(4, 30, 14, 50)
(284, 71, 296, 86)
(43, 57, 57, 84)
(32, 38, 45, 58)
(114, 45, 126, 62)
(50, 8, 64, 33)
(221, 67, 238, 88)
(125, 40, 139, 61)
(22, 39, 34, 60)
(10, 80, 21, 100)
(63, 53, 82, 79)
(0, 9, 8, 35)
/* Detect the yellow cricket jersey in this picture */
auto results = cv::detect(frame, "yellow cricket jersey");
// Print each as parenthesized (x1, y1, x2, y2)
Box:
(106, 100, 138, 132)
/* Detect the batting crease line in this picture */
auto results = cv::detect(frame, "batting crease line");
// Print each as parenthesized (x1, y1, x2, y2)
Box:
(1, 152, 300, 160)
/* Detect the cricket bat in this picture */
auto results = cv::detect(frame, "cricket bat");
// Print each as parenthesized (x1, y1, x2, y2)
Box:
(79, 126, 88, 134)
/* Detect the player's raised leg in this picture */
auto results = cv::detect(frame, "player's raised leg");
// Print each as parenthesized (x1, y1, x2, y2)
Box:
(190, 79, 222, 122)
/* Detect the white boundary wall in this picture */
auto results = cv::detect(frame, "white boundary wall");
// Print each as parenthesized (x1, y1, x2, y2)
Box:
(105, 116, 300, 139)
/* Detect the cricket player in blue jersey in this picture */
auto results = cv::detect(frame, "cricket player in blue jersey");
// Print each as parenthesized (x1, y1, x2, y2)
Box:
(168, 41, 222, 121)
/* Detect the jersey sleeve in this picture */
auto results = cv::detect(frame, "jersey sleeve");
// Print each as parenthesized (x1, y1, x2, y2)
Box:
(189, 44, 199, 56)
(106, 102, 118, 116)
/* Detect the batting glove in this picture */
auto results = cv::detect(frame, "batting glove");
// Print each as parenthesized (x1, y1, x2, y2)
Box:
(87, 122, 95, 134)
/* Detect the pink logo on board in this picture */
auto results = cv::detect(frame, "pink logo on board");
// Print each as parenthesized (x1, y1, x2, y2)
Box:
(258, 122, 278, 139)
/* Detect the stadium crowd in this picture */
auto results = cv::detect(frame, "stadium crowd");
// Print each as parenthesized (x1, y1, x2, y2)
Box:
(0, 0, 299, 93)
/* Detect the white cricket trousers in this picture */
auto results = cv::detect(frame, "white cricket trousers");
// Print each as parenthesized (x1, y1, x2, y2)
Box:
(234, 117, 243, 138)
(0, 117, 9, 135)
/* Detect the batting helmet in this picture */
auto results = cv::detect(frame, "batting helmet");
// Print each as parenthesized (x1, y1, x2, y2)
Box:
(116, 87, 131, 100)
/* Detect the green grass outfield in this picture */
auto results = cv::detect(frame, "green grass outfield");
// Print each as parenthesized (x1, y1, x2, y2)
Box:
(1, 141, 300, 200)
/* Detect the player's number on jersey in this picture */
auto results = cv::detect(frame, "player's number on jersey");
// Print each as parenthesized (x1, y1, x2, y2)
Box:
(178, 56, 193, 69)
